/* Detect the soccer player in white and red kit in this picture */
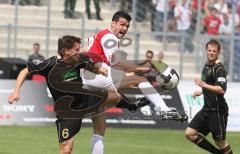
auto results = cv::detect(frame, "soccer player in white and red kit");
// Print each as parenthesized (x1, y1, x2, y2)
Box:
(83, 10, 177, 112)
(82, 12, 180, 153)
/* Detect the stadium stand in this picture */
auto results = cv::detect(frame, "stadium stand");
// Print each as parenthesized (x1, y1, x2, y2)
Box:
(0, 0, 239, 80)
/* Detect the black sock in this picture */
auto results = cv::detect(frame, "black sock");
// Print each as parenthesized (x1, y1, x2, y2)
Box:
(193, 134, 220, 153)
(220, 145, 233, 154)
(115, 99, 137, 111)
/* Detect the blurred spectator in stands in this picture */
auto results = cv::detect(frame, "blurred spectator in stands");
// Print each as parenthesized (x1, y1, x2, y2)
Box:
(190, 0, 198, 12)
(152, 0, 177, 40)
(200, 0, 207, 14)
(151, 51, 168, 86)
(224, 3, 240, 27)
(152, 0, 166, 39)
(147, 0, 156, 31)
(174, 0, 194, 53)
(127, 0, 152, 22)
(135, 0, 146, 22)
(138, 50, 157, 82)
(167, 0, 177, 37)
(28, 43, 44, 65)
(203, 7, 221, 35)
(139, 51, 168, 86)
(237, 1, 240, 17)
(204, 0, 216, 16)
(225, 0, 239, 9)
(233, 25, 240, 81)
(235, 25, 240, 54)
(234, 24, 240, 57)
(202, 0, 223, 35)
(139, 50, 154, 67)
(64, 0, 78, 19)
(189, 0, 198, 34)
(119, 0, 132, 13)
(204, 0, 224, 16)
(85, 0, 102, 20)
(28, 43, 45, 81)
(219, 13, 232, 36)
(219, 13, 232, 69)
(151, 51, 167, 71)
(120, 0, 154, 24)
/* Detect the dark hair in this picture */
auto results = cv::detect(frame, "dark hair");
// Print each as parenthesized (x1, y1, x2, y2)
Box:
(58, 35, 81, 57)
(33, 42, 40, 47)
(146, 50, 154, 56)
(206, 40, 221, 52)
(227, 3, 232, 9)
(112, 11, 131, 22)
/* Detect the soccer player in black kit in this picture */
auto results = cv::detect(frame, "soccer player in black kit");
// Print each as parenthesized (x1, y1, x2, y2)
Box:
(185, 40, 233, 154)
(8, 35, 148, 154)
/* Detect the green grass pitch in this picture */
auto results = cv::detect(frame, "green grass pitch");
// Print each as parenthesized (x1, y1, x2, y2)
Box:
(0, 126, 239, 154)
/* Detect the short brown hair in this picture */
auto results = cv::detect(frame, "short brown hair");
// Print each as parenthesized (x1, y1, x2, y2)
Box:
(146, 50, 154, 55)
(33, 42, 40, 47)
(206, 39, 221, 52)
(146, 50, 154, 56)
(58, 35, 81, 57)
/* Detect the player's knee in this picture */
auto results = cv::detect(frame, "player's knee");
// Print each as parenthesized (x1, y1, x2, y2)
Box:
(60, 140, 73, 154)
(93, 123, 106, 136)
(92, 119, 106, 136)
(185, 127, 197, 141)
(93, 128, 105, 136)
(214, 139, 228, 149)
(185, 131, 193, 141)
(215, 140, 233, 154)
(218, 144, 233, 154)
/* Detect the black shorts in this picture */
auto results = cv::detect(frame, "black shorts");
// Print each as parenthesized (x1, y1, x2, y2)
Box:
(56, 118, 82, 143)
(188, 109, 228, 141)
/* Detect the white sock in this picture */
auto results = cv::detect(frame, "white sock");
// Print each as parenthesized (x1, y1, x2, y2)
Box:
(138, 81, 170, 111)
(91, 134, 104, 154)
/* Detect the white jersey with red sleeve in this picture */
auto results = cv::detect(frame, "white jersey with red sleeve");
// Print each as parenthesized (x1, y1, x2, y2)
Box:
(87, 29, 121, 66)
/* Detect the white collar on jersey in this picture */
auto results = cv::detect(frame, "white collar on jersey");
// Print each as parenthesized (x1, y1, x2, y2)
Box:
(108, 27, 113, 33)
(214, 59, 221, 64)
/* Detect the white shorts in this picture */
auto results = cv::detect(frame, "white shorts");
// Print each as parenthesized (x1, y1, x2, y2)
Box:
(81, 63, 125, 92)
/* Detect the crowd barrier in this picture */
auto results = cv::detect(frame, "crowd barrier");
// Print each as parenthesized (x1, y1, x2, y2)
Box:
(1, 80, 239, 131)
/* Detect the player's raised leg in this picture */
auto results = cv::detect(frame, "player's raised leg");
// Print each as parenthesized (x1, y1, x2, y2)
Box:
(119, 74, 171, 111)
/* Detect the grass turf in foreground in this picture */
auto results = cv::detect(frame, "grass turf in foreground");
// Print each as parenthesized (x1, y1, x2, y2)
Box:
(0, 126, 239, 154)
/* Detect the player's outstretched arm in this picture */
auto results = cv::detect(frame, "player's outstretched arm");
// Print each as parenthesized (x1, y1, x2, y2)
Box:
(8, 67, 29, 104)
(114, 61, 150, 73)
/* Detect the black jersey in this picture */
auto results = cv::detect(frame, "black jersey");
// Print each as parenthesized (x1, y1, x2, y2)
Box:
(201, 62, 228, 112)
(27, 54, 99, 110)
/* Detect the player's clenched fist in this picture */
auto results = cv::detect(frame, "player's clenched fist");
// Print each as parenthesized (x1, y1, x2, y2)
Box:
(194, 77, 205, 88)
(8, 91, 20, 104)
(192, 91, 202, 99)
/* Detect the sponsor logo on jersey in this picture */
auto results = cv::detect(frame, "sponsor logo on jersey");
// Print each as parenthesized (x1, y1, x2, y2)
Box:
(217, 77, 226, 82)
(62, 70, 77, 81)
